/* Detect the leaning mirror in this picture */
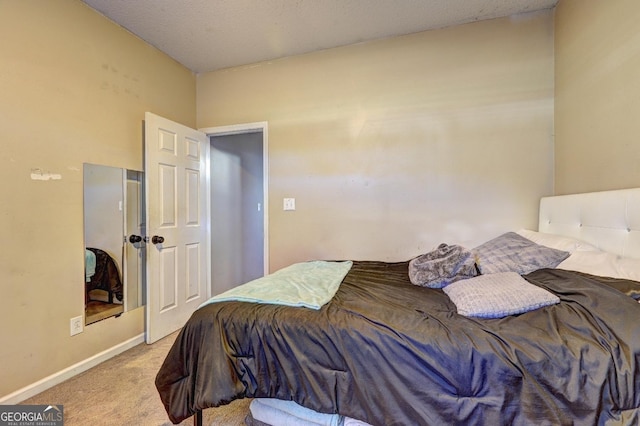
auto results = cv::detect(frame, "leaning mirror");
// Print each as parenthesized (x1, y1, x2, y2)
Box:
(83, 164, 145, 325)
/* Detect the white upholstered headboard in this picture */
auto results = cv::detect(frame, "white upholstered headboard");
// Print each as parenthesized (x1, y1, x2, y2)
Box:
(538, 188, 640, 259)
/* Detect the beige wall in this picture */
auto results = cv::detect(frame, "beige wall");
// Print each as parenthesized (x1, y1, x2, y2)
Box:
(0, 0, 195, 397)
(198, 11, 555, 271)
(554, 0, 640, 194)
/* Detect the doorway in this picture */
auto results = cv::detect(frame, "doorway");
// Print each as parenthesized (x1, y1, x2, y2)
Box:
(205, 123, 269, 295)
(144, 114, 268, 343)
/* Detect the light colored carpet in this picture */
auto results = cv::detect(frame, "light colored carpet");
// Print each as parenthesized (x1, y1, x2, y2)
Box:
(21, 331, 250, 425)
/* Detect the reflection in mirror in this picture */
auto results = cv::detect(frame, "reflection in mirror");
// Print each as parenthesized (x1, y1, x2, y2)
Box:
(83, 164, 145, 325)
(124, 169, 146, 311)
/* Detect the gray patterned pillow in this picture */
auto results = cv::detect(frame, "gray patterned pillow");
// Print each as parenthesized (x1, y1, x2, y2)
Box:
(473, 232, 570, 275)
(443, 272, 560, 318)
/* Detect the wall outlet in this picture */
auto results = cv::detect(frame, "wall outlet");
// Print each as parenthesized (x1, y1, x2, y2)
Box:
(70, 316, 83, 336)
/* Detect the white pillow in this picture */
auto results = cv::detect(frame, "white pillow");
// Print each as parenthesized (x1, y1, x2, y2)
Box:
(443, 272, 560, 318)
(557, 251, 640, 282)
(516, 229, 599, 254)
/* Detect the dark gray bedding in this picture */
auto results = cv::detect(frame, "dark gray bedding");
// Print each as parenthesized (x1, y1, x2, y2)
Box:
(156, 261, 640, 425)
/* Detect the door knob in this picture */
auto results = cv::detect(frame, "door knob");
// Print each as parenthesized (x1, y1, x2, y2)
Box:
(128, 234, 143, 243)
(151, 235, 165, 244)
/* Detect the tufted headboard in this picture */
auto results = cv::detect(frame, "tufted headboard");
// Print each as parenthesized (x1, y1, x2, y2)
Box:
(538, 188, 640, 259)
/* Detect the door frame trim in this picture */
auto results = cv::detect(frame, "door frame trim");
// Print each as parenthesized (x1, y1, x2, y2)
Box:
(200, 121, 270, 276)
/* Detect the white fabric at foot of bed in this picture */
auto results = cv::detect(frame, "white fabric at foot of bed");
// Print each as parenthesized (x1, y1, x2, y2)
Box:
(342, 417, 372, 426)
(250, 399, 341, 426)
(249, 398, 372, 426)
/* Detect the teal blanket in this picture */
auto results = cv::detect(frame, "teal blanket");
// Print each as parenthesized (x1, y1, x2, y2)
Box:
(85, 249, 96, 282)
(200, 260, 353, 310)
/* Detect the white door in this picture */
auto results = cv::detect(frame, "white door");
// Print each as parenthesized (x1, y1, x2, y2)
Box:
(144, 112, 210, 344)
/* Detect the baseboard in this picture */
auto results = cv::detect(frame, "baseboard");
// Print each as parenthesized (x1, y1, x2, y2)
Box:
(0, 333, 145, 405)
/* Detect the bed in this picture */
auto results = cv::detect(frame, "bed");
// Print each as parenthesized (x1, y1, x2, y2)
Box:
(156, 188, 640, 426)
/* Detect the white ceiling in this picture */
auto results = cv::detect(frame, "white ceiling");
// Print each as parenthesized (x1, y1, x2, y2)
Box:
(82, 0, 558, 74)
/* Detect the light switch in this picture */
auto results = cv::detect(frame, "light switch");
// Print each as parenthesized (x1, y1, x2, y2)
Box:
(283, 198, 296, 211)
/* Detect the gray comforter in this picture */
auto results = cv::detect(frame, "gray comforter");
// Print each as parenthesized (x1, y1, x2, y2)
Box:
(156, 261, 640, 425)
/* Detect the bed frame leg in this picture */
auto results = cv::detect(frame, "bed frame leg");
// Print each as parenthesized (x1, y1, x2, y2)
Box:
(193, 410, 202, 426)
